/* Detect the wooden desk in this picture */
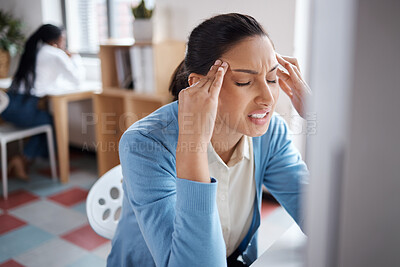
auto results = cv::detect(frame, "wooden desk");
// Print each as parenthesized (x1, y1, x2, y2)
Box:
(1, 78, 101, 183)
(49, 89, 98, 183)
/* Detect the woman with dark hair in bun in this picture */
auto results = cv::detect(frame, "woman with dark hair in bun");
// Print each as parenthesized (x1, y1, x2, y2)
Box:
(108, 13, 311, 266)
(2, 24, 84, 180)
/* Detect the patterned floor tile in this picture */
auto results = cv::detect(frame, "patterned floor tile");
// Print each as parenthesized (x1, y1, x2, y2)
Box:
(9, 200, 87, 236)
(0, 225, 54, 263)
(14, 238, 87, 267)
(66, 254, 106, 267)
(67, 171, 98, 190)
(0, 259, 25, 267)
(0, 214, 26, 235)
(61, 224, 109, 251)
(47, 187, 88, 207)
(0, 191, 39, 210)
(92, 242, 112, 260)
(25, 180, 72, 198)
(1, 170, 54, 198)
(71, 202, 86, 215)
(0, 180, 30, 198)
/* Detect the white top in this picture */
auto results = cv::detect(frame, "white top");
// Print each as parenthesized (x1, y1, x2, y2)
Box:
(208, 135, 256, 256)
(18, 44, 85, 97)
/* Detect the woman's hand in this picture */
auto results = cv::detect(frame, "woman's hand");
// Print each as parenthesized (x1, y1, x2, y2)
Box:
(276, 54, 312, 119)
(176, 60, 228, 183)
(64, 50, 72, 58)
(177, 60, 228, 144)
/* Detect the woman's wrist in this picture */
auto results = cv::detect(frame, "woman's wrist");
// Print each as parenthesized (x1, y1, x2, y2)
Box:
(177, 136, 208, 153)
(176, 139, 210, 183)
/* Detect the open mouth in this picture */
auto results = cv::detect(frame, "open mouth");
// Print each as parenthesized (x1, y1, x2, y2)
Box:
(248, 113, 268, 119)
(247, 109, 271, 126)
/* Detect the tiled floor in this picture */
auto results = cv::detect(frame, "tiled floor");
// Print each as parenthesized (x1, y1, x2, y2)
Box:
(0, 149, 111, 267)
(0, 148, 285, 267)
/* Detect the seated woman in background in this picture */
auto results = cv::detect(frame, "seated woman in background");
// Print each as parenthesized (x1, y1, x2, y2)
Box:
(108, 13, 311, 266)
(1, 24, 84, 180)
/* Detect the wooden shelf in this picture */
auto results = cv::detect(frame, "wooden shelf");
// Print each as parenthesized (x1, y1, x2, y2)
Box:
(94, 40, 184, 175)
(100, 87, 172, 101)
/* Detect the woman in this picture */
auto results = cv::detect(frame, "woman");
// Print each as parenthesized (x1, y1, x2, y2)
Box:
(1, 24, 84, 180)
(108, 13, 311, 266)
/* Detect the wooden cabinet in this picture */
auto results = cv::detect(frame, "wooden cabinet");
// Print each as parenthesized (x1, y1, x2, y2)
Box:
(94, 39, 185, 175)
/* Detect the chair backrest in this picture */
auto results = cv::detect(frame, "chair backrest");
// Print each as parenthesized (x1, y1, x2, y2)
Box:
(0, 90, 9, 113)
(86, 165, 123, 240)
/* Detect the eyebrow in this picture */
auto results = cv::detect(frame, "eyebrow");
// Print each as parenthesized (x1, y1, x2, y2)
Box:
(232, 64, 279, 74)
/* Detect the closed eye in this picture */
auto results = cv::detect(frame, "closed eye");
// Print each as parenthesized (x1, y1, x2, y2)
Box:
(267, 80, 277, 83)
(235, 81, 251, 87)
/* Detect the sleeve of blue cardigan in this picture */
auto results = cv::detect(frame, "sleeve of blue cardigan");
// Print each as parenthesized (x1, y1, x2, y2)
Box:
(119, 130, 227, 267)
(262, 115, 309, 229)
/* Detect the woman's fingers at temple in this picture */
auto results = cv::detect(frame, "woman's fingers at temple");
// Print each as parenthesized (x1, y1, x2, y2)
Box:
(188, 60, 223, 90)
(275, 53, 312, 119)
(279, 54, 301, 72)
(209, 63, 228, 98)
(277, 54, 303, 88)
(195, 77, 208, 88)
(285, 62, 302, 88)
(203, 60, 227, 93)
(177, 60, 228, 145)
(277, 68, 295, 88)
(198, 66, 218, 88)
(278, 78, 293, 98)
(276, 54, 299, 73)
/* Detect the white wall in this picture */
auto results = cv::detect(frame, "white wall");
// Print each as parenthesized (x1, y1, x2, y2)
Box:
(0, 0, 43, 74)
(155, 0, 296, 54)
(0, 0, 63, 74)
(0, 0, 43, 37)
(0, 0, 62, 34)
(41, 0, 63, 26)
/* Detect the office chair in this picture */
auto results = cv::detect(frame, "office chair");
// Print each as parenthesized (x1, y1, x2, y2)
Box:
(86, 165, 123, 239)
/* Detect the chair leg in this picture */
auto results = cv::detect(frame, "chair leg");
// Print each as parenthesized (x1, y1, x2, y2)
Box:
(1, 141, 8, 199)
(46, 128, 57, 181)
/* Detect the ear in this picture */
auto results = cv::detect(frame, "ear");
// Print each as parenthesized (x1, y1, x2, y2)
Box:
(188, 73, 205, 86)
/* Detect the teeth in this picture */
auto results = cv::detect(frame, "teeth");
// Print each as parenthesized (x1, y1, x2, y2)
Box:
(249, 113, 267, 119)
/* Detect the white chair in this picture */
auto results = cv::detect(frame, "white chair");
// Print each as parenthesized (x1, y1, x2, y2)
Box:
(0, 91, 57, 199)
(0, 125, 58, 199)
(86, 165, 123, 240)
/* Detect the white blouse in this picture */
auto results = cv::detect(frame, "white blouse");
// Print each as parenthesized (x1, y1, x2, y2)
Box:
(20, 44, 85, 97)
(208, 135, 256, 256)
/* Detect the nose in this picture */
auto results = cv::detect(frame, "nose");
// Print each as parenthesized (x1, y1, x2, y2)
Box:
(254, 81, 275, 107)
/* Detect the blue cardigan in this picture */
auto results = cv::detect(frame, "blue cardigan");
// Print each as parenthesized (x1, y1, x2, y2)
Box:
(107, 101, 309, 266)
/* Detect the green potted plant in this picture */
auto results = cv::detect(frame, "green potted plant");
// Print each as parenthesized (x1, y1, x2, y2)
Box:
(131, 0, 154, 42)
(0, 10, 25, 78)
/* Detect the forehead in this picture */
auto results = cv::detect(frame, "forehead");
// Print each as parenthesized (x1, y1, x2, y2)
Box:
(221, 36, 276, 71)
